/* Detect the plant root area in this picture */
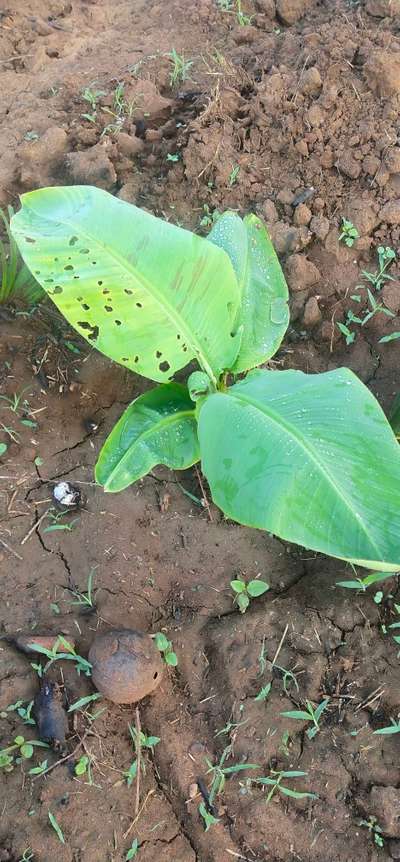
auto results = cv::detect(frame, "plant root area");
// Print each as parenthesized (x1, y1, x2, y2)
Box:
(1, 0, 400, 860)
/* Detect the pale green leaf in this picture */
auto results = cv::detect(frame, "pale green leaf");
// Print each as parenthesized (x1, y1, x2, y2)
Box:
(230, 579, 246, 593)
(11, 186, 241, 384)
(207, 212, 289, 372)
(247, 579, 269, 597)
(198, 367, 400, 571)
(48, 811, 65, 844)
(95, 383, 200, 492)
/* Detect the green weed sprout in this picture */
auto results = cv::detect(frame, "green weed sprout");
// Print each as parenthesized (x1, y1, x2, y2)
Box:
(359, 816, 384, 849)
(199, 745, 260, 830)
(281, 698, 329, 739)
(230, 578, 269, 613)
(256, 769, 318, 804)
(126, 839, 139, 859)
(339, 218, 359, 247)
(168, 49, 193, 86)
(154, 632, 178, 666)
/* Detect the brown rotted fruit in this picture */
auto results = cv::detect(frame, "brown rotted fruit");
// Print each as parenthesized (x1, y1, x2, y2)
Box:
(88, 629, 164, 704)
(33, 679, 69, 753)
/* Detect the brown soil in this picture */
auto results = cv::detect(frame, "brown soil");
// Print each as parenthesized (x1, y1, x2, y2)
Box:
(1, 0, 400, 860)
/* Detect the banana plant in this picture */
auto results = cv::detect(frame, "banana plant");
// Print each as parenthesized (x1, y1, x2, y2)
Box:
(11, 186, 400, 572)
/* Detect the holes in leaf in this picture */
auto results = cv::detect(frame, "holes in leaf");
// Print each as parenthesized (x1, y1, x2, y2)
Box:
(80, 248, 90, 254)
(134, 356, 139, 363)
(98, 281, 103, 286)
(69, 236, 79, 246)
(77, 296, 83, 302)
(73, 275, 80, 280)
(35, 271, 41, 275)
(159, 360, 170, 372)
(136, 302, 143, 308)
(91, 261, 97, 265)
(182, 344, 188, 352)
(115, 320, 121, 326)
(54, 257, 59, 262)
(64, 265, 74, 271)
(122, 357, 129, 362)
(102, 289, 110, 295)
(176, 334, 181, 340)
(124, 289, 133, 295)
(82, 303, 90, 311)
(25, 237, 36, 243)
(156, 350, 162, 358)
(78, 321, 99, 341)
(44, 278, 54, 284)
(53, 286, 63, 294)
(153, 672, 158, 680)
(104, 305, 113, 312)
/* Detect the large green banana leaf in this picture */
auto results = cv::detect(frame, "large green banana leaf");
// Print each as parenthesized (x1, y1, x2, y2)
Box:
(96, 383, 199, 492)
(11, 186, 241, 383)
(198, 367, 400, 571)
(207, 213, 289, 373)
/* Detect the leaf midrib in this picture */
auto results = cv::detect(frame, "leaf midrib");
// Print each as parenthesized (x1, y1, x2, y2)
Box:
(104, 408, 196, 487)
(230, 388, 383, 561)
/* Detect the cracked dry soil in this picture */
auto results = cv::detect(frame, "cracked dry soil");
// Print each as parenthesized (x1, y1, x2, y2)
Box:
(2, 0, 400, 860)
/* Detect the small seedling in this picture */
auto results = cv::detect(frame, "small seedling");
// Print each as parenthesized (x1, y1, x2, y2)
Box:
(256, 769, 317, 804)
(30, 636, 92, 677)
(48, 810, 65, 844)
(339, 218, 359, 247)
(361, 245, 396, 292)
(336, 570, 395, 591)
(281, 698, 329, 739)
(43, 508, 79, 533)
(380, 331, 400, 344)
(0, 735, 48, 772)
(168, 49, 193, 86)
(254, 682, 272, 702)
(66, 567, 97, 609)
(68, 693, 102, 714)
(0, 386, 30, 414)
(28, 759, 48, 775)
(0, 208, 42, 305)
(74, 754, 90, 776)
(126, 839, 139, 860)
(19, 851, 34, 862)
(359, 816, 384, 849)
(235, 0, 253, 24)
(228, 165, 240, 186)
(199, 746, 259, 830)
(166, 152, 180, 163)
(125, 724, 160, 785)
(0, 442, 6, 456)
(374, 718, 400, 735)
(217, 0, 233, 9)
(230, 578, 269, 613)
(215, 717, 248, 737)
(154, 631, 178, 666)
(199, 205, 221, 230)
(3, 699, 35, 725)
(81, 86, 106, 122)
(274, 663, 301, 695)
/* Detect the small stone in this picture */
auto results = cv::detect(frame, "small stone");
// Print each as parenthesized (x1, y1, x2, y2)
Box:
(365, 51, 400, 98)
(369, 786, 400, 837)
(310, 215, 330, 240)
(295, 139, 309, 157)
(380, 200, 400, 224)
(117, 132, 144, 158)
(303, 296, 322, 327)
(385, 147, 400, 174)
(89, 629, 164, 705)
(306, 104, 324, 127)
(301, 66, 322, 96)
(145, 129, 162, 142)
(232, 24, 258, 43)
(269, 221, 298, 254)
(383, 283, 400, 313)
(336, 150, 361, 179)
(65, 143, 116, 191)
(366, 0, 400, 15)
(263, 199, 279, 223)
(389, 838, 400, 860)
(277, 188, 295, 205)
(285, 254, 320, 292)
(363, 154, 380, 175)
(294, 203, 312, 226)
(255, 0, 276, 16)
(32, 17, 54, 36)
(276, 0, 312, 25)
